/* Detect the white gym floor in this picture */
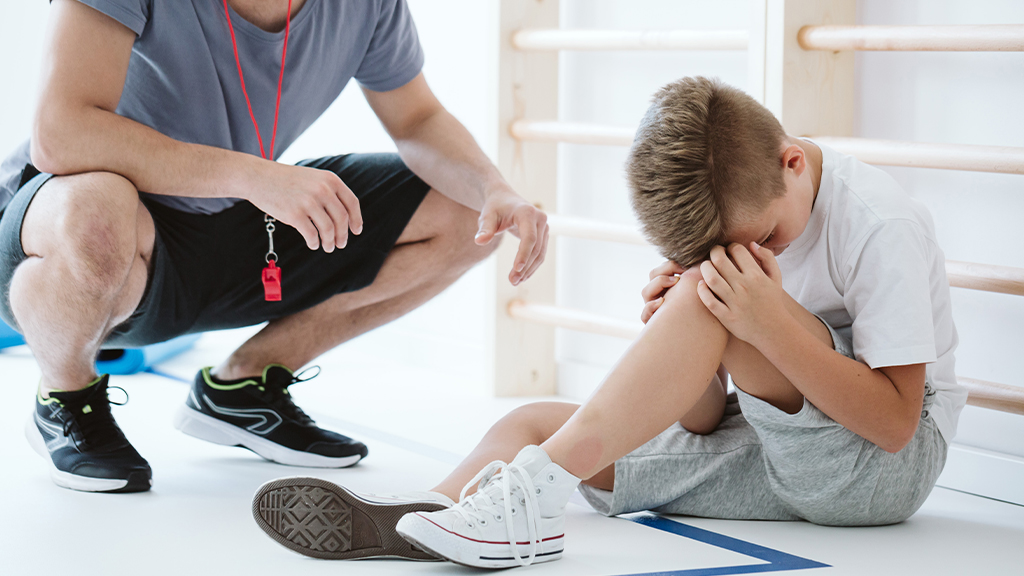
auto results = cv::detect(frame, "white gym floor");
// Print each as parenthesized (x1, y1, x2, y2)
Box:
(1, 328, 1022, 576)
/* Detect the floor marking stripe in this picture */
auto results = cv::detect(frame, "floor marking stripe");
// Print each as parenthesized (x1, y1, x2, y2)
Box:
(148, 369, 829, 575)
(623, 515, 829, 575)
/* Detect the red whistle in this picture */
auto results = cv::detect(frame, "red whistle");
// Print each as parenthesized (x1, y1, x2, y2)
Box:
(262, 261, 282, 301)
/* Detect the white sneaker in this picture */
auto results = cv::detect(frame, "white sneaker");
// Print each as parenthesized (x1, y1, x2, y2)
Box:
(252, 476, 454, 560)
(396, 445, 581, 569)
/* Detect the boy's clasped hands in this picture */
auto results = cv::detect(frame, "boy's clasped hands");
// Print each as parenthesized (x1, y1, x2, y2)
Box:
(642, 242, 790, 346)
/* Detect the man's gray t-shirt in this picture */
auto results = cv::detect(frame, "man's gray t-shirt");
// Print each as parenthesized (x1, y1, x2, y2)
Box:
(0, 0, 424, 214)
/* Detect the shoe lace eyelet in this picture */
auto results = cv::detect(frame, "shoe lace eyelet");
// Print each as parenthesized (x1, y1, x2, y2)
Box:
(479, 519, 487, 526)
(520, 498, 526, 505)
(467, 522, 474, 529)
(495, 514, 503, 522)
(536, 487, 542, 495)
(511, 507, 517, 515)
(547, 473, 556, 483)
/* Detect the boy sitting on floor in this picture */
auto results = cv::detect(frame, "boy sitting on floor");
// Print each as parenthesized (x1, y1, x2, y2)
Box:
(250, 76, 964, 568)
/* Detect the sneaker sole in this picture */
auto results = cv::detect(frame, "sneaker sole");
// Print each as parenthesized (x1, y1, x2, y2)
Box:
(24, 418, 151, 493)
(252, 477, 447, 561)
(173, 405, 363, 468)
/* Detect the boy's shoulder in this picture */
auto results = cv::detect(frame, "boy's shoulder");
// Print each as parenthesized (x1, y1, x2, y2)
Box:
(818, 142, 936, 244)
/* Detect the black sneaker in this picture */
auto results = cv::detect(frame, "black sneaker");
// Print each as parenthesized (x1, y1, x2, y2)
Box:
(174, 365, 368, 468)
(25, 375, 152, 493)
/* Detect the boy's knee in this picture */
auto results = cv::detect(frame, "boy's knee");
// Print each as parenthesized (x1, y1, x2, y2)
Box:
(661, 267, 715, 316)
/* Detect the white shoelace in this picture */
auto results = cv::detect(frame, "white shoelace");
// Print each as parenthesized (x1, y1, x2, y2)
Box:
(453, 460, 543, 566)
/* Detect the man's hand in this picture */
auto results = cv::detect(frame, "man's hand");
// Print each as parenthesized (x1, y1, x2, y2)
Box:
(244, 159, 364, 253)
(696, 243, 788, 344)
(640, 260, 685, 324)
(474, 188, 549, 285)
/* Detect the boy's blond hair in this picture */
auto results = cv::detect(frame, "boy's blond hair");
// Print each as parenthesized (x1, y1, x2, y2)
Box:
(627, 76, 787, 267)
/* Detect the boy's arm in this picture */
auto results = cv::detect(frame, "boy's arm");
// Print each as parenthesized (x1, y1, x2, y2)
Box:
(32, 0, 362, 252)
(698, 243, 926, 453)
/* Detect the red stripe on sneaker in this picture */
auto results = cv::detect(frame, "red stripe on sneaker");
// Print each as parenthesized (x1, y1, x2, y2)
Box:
(414, 513, 564, 545)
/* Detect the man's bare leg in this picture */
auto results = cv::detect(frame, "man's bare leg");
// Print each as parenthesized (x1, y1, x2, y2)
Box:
(10, 172, 154, 394)
(214, 190, 498, 379)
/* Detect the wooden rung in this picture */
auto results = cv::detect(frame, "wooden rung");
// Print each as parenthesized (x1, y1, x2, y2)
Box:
(961, 378, 1024, 416)
(548, 215, 1024, 297)
(547, 214, 646, 245)
(510, 122, 1024, 175)
(946, 261, 1024, 297)
(812, 137, 1024, 175)
(507, 300, 642, 340)
(510, 120, 634, 147)
(511, 28, 748, 51)
(507, 300, 1024, 416)
(798, 24, 1024, 52)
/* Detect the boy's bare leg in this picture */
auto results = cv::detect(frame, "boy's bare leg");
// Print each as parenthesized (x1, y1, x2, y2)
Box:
(431, 402, 579, 500)
(428, 267, 832, 499)
(540, 268, 833, 480)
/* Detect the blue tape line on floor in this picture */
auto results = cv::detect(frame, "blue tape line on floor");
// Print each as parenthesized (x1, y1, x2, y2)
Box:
(623, 515, 829, 576)
(146, 368, 829, 574)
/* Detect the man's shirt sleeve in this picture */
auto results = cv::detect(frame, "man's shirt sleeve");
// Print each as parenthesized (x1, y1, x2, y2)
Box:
(354, 0, 425, 92)
(74, 0, 150, 37)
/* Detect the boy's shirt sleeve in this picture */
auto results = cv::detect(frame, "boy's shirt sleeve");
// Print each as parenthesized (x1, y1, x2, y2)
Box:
(74, 0, 151, 37)
(354, 0, 425, 93)
(842, 219, 938, 369)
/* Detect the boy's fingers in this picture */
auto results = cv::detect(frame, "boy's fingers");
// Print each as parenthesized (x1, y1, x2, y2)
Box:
(709, 246, 741, 285)
(729, 243, 759, 274)
(641, 275, 678, 303)
(701, 258, 731, 295)
(641, 298, 663, 324)
(751, 242, 782, 279)
(649, 260, 685, 280)
(697, 280, 725, 316)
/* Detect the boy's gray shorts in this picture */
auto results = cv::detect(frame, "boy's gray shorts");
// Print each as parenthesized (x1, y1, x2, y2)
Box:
(578, 319, 948, 527)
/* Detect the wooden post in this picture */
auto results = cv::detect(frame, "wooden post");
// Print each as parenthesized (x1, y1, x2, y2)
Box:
(763, 0, 856, 136)
(492, 0, 559, 396)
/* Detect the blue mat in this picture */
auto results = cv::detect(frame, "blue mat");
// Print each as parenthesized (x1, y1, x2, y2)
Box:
(0, 319, 199, 375)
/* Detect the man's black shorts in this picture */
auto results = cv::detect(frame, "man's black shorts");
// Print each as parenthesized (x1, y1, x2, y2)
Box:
(0, 153, 430, 347)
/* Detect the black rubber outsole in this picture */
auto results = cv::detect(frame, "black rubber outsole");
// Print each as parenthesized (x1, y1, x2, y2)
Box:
(252, 477, 447, 561)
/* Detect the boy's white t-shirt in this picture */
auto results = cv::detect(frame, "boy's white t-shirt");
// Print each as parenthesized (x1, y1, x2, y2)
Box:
(775, 140, 965, 444)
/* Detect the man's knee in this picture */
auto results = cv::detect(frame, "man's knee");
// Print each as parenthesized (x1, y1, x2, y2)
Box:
(22, 172, 148, 291)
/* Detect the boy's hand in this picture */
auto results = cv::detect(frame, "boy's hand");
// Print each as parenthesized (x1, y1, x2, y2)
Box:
(640, 260, 686, 323)
(696, 242, 788, 345)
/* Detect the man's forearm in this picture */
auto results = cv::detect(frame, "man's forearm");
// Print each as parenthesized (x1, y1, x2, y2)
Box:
(32, 103, 257, 199)
(390, 108, 508, 212)
(753, 314, 920, 452)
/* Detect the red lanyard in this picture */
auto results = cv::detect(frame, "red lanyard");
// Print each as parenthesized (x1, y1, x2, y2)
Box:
(224, 0, 292, 301)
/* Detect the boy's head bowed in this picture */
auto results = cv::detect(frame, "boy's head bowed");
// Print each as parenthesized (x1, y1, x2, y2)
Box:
(628, 76, 788, 267)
